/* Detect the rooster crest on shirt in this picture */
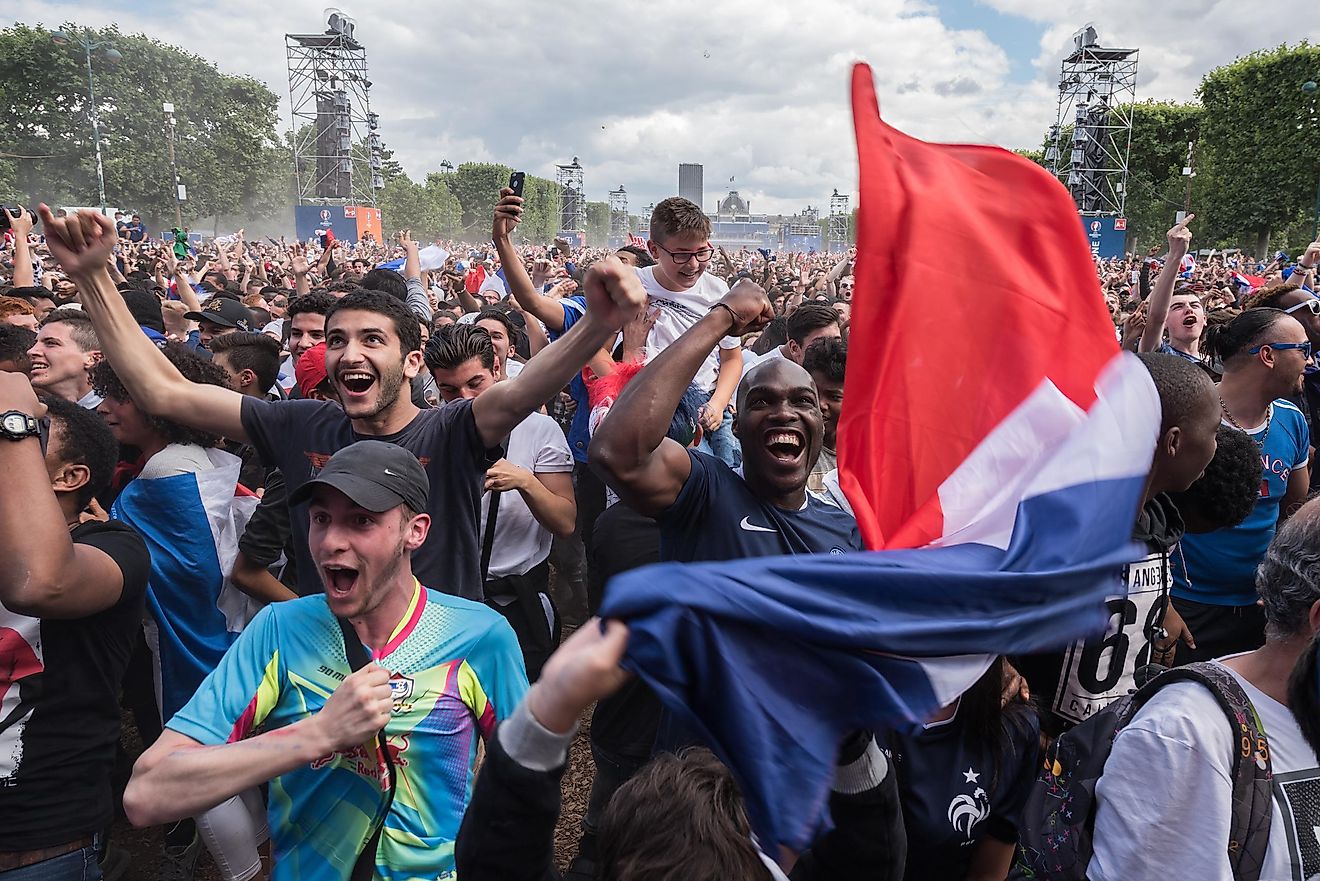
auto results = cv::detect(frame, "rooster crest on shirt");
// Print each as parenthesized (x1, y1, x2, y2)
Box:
(947, 766, 990, 840)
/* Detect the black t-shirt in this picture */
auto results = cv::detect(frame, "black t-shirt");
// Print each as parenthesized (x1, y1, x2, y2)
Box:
(236, 468, 300, 593)
(240, 397, 500, 600)
(0, 520, 150, 848)
(657, 450, 862, 562)
(887, 704, 1040, 881)
(589, 502, 663, 760)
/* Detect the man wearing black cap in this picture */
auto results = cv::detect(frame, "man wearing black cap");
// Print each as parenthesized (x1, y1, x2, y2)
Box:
(184, 297, 251, 350)
(124, 440, 528, 881)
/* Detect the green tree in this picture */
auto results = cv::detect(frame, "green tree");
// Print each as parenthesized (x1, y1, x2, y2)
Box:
(585, 200, 609, 246)
(377, 174, 460, 240)
(1122, 101, 1202, 249)
(430, 163, 562, 243)
(1196, 43, 1320, 255)
(0, 22, 289, 229)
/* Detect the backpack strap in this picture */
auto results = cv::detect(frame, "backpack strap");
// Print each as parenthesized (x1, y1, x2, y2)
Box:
(1126, 662, 1273, 881)
(336, 617, 397, 881)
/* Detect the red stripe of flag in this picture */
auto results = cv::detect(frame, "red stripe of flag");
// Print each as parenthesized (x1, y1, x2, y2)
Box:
(837, 63, 1116, 552)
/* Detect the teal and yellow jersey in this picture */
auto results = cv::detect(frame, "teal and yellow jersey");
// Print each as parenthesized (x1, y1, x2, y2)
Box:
(169, 582, 528, 881)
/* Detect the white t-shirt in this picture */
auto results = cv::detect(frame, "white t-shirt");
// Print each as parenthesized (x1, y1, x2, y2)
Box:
(505, 359, 523, 378)
(635, 266, 739, 392)
(743, 344, 788, 375)
(139, 443, 216, 480)
(1090, 659, 1320, 881)
(481, 412, 574, 580)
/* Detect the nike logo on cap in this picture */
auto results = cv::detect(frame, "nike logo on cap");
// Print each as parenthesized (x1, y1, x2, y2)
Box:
(739, 516, 777, 533)
(383, 468, 401, 477)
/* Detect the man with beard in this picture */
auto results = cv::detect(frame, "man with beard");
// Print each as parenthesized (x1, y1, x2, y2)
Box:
(1172, 308, 1311, 663)
(37, 206, 646, 602)
(589, 279, 860, 563)
(124, 441, 527, 881)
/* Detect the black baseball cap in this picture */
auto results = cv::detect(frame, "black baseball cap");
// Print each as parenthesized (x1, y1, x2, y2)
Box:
(185, 297, 251, 330)
(288, 440, 429, 513)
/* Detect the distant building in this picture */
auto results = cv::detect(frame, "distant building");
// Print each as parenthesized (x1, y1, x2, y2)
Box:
(710, 188, 772, 249)
(678, 164, 704, 208)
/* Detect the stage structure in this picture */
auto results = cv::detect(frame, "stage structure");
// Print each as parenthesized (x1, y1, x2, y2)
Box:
(555, 157, 586, 238)
(286, 8, 384, 207)
(1046, 25, 1138, 217)
(608, 186, 629, 246)
(828, 189, 850, 252)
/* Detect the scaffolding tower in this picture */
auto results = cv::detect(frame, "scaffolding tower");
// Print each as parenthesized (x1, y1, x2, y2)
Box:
(555, 157, 586, 234)
(1046, 26, 1138, 216)
(608, 186, 629, 246)
(286, 9, 383, 206)
(829, 189, 850, 251)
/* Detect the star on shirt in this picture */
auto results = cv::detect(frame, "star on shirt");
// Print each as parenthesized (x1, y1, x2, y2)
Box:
(963, 767, 981, 784)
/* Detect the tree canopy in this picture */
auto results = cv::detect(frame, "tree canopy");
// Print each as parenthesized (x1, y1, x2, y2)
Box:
(0, 22, 289, 228)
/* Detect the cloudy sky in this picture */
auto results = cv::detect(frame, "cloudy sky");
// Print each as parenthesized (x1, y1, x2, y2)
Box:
(10, 0, 1318, 216)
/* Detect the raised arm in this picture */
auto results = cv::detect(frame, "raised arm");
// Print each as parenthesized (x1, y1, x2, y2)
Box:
(289, 243, 313, 297)
(472, 258, 645, 447)
(0, 373, 132, 619)
(162, 248, 203, 313)
(38, 207, 248, 442)
(1139, 215, 1194, 353)
(8, 209, 35, 288)
(589, 281, 773, 515)
(399, 230, 433, 322)
(492, 190, 569, 332)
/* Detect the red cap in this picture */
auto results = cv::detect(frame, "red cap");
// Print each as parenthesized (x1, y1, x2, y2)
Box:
(295, 342, 329, 397)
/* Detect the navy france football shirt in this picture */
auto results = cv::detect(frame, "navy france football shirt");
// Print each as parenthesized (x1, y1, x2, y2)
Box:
(657, 450, 862, 563)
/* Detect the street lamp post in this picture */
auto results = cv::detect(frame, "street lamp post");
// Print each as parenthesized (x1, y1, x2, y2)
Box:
(1305, 80, 1319, 239)
(163, 103, 184, 229)
(51, 29, 120, 214)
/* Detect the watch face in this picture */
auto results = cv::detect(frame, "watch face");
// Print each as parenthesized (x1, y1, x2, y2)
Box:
(2, 413, 26, 434)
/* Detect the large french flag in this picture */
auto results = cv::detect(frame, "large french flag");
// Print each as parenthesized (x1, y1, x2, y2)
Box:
(111, 449, 261, 719)
(598, 64, 1160, 857)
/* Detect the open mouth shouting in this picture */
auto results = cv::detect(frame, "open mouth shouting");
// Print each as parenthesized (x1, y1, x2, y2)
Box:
(337, 369, 377, 401)
(764, 429, 806, 466)
(322, 562, 360, 600)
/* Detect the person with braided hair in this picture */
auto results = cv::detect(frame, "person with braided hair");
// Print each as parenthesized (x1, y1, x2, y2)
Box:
(1172, 308, 1311, 664)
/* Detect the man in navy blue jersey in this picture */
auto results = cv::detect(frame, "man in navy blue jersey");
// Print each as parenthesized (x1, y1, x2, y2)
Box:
(589, 278, 861, 564)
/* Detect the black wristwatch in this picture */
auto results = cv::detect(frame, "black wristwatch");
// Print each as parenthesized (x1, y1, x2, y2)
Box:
(0, 410, 41, 441)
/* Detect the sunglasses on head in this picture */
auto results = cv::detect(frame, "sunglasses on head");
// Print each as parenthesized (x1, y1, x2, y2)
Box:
(1283, 297, 1320, 316)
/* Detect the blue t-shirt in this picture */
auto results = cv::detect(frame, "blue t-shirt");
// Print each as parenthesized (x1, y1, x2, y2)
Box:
(169, 585, 528, 881)
(657, 450, 862, 562)
(1156, 342, 1202, 365)
(549, 295, 590, 462)
(1174, 400, 1310, 606)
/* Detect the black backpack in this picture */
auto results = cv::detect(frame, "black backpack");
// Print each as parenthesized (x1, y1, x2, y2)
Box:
(1013, 662, 1274, 881)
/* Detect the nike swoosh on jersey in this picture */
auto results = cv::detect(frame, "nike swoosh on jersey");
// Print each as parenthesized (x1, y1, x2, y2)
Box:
(739, 516, 778, 533)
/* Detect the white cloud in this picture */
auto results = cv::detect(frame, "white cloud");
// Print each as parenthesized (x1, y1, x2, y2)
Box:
(13, 0, 1317, 218)
(978, 0, 1319, 102)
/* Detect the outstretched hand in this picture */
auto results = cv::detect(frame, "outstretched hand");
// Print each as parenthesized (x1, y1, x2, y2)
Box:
(1166, 213, 1194, 258)
(493, 188, 523, 241)
(38, 205, 119, 278)
(526, 619, 631, 734)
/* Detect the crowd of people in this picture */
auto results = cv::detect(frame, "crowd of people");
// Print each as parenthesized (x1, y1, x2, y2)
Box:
(0, 180, 1318, 881)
